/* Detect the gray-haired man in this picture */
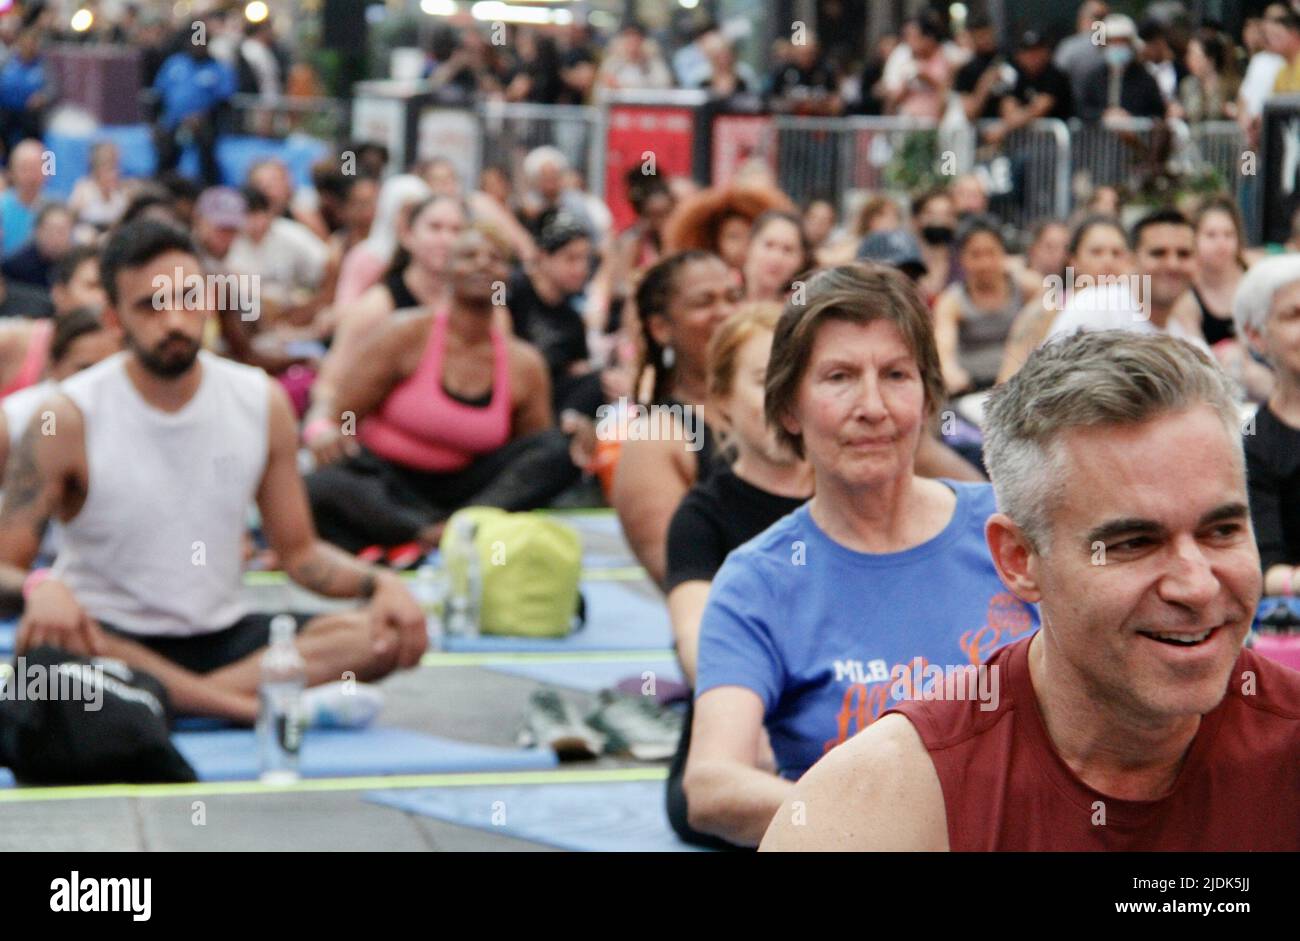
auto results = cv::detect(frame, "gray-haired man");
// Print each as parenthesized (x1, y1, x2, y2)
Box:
(761, 330, 1300, 851)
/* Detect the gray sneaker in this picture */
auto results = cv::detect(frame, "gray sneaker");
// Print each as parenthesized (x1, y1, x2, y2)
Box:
(518, 689, 607, 760)
(586, 689, 684, 761)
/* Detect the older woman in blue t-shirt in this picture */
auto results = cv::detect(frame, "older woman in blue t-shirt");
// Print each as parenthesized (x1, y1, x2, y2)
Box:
(684, 263, 1039, 847)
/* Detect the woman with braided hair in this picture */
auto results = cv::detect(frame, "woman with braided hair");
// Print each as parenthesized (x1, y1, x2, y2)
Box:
(611, 250, 740, 588)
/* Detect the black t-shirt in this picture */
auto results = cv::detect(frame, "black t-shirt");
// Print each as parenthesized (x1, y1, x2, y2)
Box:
(1009, 62, 1074, 121)
(0, 278, 53, 319)
(697, 73, 753, 95)
(955, 52, 1006, 120)
(506, 268, 588, 376)
(506, 61, 565, 105)
(1, 245, 54, 289)
(767, 62, 837, 99)
(1245, 404, 1300, 572)
(1077, 60, 1165, 120)
(665, 463, 807, 591)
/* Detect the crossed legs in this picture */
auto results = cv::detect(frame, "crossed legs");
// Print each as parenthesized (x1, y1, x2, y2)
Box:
(96, 611, 405, 725)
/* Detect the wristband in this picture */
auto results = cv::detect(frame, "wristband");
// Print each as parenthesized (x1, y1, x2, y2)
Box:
(22, 568, 51, 601)
(302, 417, 336, 445)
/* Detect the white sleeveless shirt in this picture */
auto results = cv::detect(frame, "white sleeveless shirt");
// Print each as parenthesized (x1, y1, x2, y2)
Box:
(53, 351, 269, 637)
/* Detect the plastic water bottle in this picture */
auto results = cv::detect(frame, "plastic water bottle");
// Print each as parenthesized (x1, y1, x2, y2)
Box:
(444, 518, 481, 638)
(258, 615, 306, 784)
(415, 563, 446, 649)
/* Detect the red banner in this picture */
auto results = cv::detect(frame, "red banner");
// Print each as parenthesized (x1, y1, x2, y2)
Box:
(603, 106, 696, 231)
(711, 114, 775, 188)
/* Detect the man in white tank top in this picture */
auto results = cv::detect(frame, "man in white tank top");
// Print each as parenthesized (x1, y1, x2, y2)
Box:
(0, 221, 425, 723)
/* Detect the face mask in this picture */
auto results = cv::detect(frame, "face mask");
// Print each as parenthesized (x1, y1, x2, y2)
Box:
(1105, 46, 1133, 68)
(921, 225, 955, 246)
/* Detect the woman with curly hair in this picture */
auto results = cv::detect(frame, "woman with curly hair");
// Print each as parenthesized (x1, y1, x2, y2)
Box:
(662, 184, 795, 274)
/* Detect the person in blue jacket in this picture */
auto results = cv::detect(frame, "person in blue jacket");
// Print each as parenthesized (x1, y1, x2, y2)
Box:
(0, 30, 52, 156)
(152, 32, 237, 187)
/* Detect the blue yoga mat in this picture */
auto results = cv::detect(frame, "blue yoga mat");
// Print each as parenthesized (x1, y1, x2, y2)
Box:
(553, 512, 638, 569)
(367, 780, 708, 852)
(0, 581, 670, 656)
(174, 727, 557, 782)
(441, 580, 671, 653)
(485, 657, 683, 693)
(0, 728, 553, 788)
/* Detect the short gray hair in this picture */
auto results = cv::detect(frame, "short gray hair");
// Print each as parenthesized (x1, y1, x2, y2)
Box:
(982, 331, 1243, 553)
(523, 146, 568, 184)
(1233, 255, 1300, 339)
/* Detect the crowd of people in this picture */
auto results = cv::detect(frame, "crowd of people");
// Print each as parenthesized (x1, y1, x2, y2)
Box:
(0, 2, 1295, 852)
(1, 3, 1295, 160)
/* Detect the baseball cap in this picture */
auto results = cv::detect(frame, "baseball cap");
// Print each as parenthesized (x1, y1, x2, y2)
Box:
(196, 187, 246, 229)
(1018, 29, 1048, 50)
(1102, 13, 1139, 43)
(857, 229, 928, 278)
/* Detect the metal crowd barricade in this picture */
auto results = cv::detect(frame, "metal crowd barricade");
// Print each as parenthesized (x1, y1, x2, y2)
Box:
(771, 115, 940, 216)
(1186, 120, 1249, 203)
(975, 118, 1071, 232)
(477, 100, 606, 199)
(228, 94, 351, 143)
(1068, 116, 1193, 198)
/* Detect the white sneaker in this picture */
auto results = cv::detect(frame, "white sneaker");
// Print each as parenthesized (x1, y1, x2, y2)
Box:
(302, 681, 384, 729)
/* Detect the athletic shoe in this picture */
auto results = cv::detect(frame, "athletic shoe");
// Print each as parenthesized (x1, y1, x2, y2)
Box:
(301, 681, 384, 729)
(586, 689, 683, 761)
(518, 689, 606, 760)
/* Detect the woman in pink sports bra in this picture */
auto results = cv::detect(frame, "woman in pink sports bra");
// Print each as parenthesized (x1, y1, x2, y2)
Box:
(0, 318, 54, 399)
(305, 225, 579, 555)
(305, 193, 468, 466)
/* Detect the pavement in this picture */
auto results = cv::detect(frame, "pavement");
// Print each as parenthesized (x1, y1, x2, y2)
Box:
(0, 508, 675, 852)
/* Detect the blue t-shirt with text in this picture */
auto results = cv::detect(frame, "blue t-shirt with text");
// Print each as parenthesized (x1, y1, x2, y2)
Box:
(695, 481, 1039, 778)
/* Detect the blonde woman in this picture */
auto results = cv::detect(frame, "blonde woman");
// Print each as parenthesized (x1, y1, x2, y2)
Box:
(664, 302, 814, 848)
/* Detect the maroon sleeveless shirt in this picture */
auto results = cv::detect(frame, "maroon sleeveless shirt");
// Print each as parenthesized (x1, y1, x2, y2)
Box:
(883, 636, 1300, 850)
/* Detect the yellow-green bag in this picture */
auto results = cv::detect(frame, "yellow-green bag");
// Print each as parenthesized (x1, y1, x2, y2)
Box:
(440, 508, 583, 637)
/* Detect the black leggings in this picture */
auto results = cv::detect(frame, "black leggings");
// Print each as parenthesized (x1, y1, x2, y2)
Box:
(306, 429, 580, 553)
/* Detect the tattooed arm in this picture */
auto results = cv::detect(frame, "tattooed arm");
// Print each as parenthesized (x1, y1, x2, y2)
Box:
(0, 395, 81, 570)
(0, 395, 102, 652)
(257, 380, 426, 667)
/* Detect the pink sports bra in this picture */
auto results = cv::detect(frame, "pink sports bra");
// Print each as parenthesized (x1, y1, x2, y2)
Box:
(0, 320, 51, 399)
(359, 311, 512, 473)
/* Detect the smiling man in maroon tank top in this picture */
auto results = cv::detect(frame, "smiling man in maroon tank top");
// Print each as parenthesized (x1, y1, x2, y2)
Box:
(0, 221, 426, 724)
(762, 331, 1300, 851)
